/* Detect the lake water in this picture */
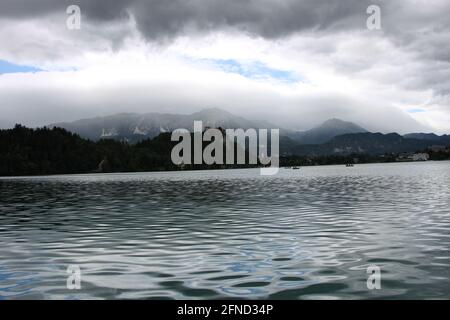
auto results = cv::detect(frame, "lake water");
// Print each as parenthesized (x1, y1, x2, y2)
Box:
(1, 162, 450, 299)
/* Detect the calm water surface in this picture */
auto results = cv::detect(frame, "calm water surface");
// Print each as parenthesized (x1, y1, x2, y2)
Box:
(1, 162, 450, 299)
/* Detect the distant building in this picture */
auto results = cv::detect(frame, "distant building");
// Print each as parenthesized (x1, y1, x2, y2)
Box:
(411, 153, 430, 161)
(396, 152, 429, 162)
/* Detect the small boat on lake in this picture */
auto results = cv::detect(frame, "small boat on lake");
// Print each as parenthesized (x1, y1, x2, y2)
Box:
(346, 163, 354, 167)
(292, 166, 300, 170)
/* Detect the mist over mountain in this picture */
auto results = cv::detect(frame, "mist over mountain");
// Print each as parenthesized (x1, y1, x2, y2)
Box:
(285, 118, 368, 145)
(51, 108, 368, 144)
(51, 108, 272, 143)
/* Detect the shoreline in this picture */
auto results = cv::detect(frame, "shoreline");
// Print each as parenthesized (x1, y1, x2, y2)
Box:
(1, 159, 449, 179)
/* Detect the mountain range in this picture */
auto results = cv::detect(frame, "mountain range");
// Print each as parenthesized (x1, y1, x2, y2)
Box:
(50, 108, 450, 156)
(288, 133, 450, 156)
(51, 108, 269, 144)
(285, 118, 367, 144)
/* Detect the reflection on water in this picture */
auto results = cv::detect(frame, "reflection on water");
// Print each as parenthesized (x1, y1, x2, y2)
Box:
(1, 162, 450, 299)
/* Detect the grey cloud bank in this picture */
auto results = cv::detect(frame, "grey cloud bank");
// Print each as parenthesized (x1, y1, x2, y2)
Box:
(0, 0, 369, 37)
(0, 75, 431, 134)
(1, 1, 447, 43)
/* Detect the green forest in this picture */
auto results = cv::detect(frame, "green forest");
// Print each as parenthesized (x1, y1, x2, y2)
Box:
(0, 125, 257, 176)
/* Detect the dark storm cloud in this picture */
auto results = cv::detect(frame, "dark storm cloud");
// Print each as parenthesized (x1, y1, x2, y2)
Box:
(0, 0, 373, 38)
(0, 0, 133, 21)
(130, 0, 372, 40)
(2, 0, 448, 66)
(2, 0, 448, 56)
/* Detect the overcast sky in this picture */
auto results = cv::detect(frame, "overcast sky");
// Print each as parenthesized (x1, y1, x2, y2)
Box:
(0, 0, 449, 133)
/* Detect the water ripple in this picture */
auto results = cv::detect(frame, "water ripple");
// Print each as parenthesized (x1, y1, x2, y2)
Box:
(1, 162, 450, 299)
